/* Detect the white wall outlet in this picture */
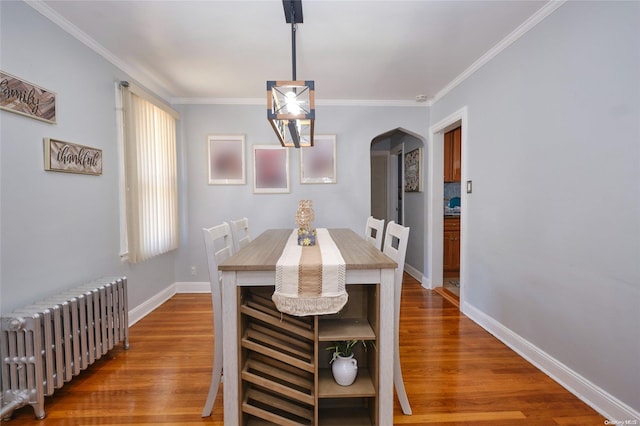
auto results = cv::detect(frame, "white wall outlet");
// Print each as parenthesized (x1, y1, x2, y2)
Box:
(190, 266, 197, 276)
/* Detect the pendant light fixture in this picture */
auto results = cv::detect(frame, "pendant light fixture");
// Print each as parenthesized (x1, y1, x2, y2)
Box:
(267, 0, 315, 148)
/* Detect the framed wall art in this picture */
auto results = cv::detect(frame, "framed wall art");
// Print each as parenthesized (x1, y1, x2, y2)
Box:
(44, 138, 102, 175)
(1, 71, 56, 124)
(300, 134, 336, 184)
(404, 147, 423, 192)
(253, 145, 289, 193)
(207, 134, 245, 184)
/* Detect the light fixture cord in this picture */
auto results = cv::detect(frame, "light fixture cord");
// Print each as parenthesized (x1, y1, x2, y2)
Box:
(290, 5, 297, 80)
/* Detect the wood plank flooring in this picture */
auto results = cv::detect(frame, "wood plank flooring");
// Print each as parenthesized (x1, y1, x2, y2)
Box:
(4, 275, 605, 425)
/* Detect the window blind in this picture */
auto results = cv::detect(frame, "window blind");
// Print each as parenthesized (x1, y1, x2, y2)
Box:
(120, 83, 179, 263)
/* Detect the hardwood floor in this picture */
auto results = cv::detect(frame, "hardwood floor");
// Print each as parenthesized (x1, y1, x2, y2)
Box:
(4, 275, 605, 425)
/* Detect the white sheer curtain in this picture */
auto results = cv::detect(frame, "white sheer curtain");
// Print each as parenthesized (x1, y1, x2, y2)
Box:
(120, 84, 179, 263)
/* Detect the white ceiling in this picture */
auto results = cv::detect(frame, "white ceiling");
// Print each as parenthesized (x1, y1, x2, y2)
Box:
(36, 0, 550, 105)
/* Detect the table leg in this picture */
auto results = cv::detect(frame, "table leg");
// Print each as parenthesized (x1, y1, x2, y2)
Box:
(222, 271, 238, 426)
(379, 268, 395, 425)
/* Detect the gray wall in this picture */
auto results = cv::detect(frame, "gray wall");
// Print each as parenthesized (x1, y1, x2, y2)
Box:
(0, 1, 177, 312)
(430, 1, 639, 412)
(177, 104, 428, 283)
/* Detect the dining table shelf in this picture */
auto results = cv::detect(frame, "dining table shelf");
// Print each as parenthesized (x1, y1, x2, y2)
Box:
(318, 318, 376, 341)
(318, 368, 376, 397)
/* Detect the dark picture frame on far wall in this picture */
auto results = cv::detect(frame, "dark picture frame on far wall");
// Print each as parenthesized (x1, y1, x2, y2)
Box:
(404, 148, 423, 192)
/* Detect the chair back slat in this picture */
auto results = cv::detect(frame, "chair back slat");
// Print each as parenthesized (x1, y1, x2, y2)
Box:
(230, 217, 251, 253)
(382, 221, 410, 326)
(364, 216, 385, 250)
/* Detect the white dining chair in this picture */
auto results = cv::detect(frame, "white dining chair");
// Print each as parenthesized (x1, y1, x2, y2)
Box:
(364, 216, 385, 250)
(229, 217, 251, 253)
(382, 221, 412, 415)
(201, 222, 235, 417)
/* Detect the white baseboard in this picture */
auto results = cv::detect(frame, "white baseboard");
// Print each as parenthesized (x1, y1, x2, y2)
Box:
(403, 264, 434, 289)
(422, 277, 433, 289)
(127, 281, 209, 326)
(462, 301, 639, 423)
(175, 281, 210, 293)
(128, 285, 176, 326)
(403, 264, 432, 289)
(404, 264, 422, 282)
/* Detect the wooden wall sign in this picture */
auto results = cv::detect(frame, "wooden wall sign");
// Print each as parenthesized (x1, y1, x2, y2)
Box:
(1, 71, 56, 123)
(44, 138, 102, 175)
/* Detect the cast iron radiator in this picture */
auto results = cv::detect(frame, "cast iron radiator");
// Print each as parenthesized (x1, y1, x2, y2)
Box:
(0, 276, 129, 420)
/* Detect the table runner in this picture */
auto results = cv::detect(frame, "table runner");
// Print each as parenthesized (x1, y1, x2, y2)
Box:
(272, 228, 347, 316)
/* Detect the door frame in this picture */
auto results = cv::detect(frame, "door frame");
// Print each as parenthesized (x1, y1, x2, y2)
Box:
(426, 107, 468, 306)
(390, 144, 405, 226)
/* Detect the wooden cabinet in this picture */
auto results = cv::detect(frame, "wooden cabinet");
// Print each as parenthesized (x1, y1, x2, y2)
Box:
(443, 217, 460, 277)
(239, 284, 379, 425)
(444, 127, 461, 182)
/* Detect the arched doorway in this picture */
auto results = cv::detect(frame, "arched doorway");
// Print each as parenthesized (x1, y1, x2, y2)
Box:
(370, 128, 426, 282)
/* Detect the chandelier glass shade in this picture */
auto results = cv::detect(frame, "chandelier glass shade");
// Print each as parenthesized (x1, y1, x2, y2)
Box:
(267, 80, 315, 148)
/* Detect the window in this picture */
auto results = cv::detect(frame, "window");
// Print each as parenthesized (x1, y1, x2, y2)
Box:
(117, 82, 180, 263)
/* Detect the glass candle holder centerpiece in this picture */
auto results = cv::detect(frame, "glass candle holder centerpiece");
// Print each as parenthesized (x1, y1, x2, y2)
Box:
(295, 200, 316, 246)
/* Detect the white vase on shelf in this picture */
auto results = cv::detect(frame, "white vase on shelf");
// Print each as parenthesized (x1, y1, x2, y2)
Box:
(331, 354, 358, 386)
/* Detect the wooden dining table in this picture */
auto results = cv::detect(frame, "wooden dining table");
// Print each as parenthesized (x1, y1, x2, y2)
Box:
(218, 228, 397, 425)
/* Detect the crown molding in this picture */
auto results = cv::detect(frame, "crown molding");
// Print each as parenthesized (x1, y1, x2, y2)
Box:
(171, 97, 265, 106)
(171, 97, 429, 107)
(431, 0, 567, 104)
(318, 99, 430, 108)
(25, 0, 173, 103)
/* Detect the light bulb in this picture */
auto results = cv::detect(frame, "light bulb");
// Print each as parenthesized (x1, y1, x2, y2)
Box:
(285, 91, 301, 115)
